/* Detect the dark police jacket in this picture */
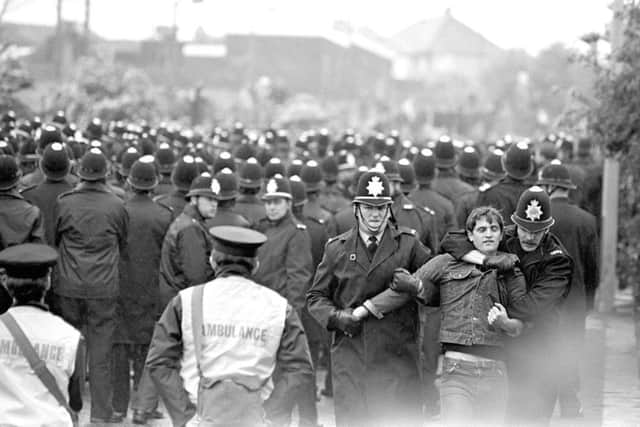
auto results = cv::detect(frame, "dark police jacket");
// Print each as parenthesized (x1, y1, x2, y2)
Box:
(21, 178, 75, 246)
(475, 177, 529, 226)
(254, 213, 313, 312)
(0, 189, 45, 249)
(116, 193, 173, 344)
(54, 182, 129, 299)
(307, 224, 430, 424)
(158, 204, 215, 307)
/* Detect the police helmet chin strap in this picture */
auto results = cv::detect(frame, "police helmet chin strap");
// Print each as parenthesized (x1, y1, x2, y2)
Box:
(355, 204, 390, 235)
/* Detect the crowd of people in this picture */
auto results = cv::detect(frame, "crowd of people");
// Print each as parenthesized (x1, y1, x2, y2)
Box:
(0, 108, 602, 426)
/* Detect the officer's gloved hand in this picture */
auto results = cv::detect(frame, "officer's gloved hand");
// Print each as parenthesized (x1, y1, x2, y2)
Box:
(390, 268, 421, 296)
(329, 309, 362, 337)
(483, 253, 519, 272)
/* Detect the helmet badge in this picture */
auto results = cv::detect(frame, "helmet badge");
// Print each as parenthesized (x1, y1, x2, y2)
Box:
(525, 199, 543, 221)
(366, 176, 384, 197)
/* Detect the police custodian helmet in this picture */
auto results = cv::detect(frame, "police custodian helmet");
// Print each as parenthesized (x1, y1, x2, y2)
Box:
(511, 186, 555, 232)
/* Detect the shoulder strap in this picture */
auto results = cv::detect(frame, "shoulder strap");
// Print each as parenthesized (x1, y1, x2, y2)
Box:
(191, 285, 205, 377)
(0, 312, 76, 420)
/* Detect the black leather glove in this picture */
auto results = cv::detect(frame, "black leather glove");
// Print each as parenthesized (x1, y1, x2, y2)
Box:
(329, 309, 362, 337)
(390, 268, 421, 296)
(483, 253, 519, 272)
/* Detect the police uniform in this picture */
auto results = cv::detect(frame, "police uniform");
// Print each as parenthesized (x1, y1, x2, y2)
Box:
(154, 174, 173, 196)
(475, 176, 528, 226)
(431, 169, 475, 203)
(539, 162, 599, 415)
(409, 186, 458, 240)
(235, 194, 266, 227)
(158, 177, 216, 307)
(53, 148, 128, 421)
(21, 142, 75, 246)
(307, 171, 431, 427)
(0, 244, 85, 427)
(0, 155, 45, 248)
(254, 177, 313, 312)
(113, 157, 173, 417)
(146, 226, 313, 427)
(477, 142, 533, 226)
(454, 188, 480, 230)
(392, 193, 439, 254)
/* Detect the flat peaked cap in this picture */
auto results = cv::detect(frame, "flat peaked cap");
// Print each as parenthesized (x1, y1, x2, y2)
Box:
(0, 243, 58, 279)
(209, 226, 267, 257)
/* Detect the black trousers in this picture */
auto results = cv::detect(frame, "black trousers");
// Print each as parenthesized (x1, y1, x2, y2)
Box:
(53, 294, 117, 419)
(111, 343, 159, 414)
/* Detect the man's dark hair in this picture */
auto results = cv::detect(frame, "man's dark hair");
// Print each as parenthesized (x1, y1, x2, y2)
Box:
(465, 206, 504, 233)
(6, 277, 48, 304)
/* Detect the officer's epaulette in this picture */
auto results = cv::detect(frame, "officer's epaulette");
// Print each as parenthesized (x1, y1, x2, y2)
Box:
(402, 203, 415, 210)
(296, 223, 307, 230)
(478, 182, 493, 193)
(57, 189, 77, 199)
(422, 206, 435, 216)
(397, 226, 417, 236)
(328, 229, 351, 244)
(156, 201, 174, 214)
(19, 184, 37, 194)
(306, 216, 324, 225)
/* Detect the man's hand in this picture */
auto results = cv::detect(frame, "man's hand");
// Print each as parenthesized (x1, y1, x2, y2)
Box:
(487, 303, 509, 328)
(390, 268, 421, 296)
(483, 253, 519, 272)
(329, 309, 362, 337)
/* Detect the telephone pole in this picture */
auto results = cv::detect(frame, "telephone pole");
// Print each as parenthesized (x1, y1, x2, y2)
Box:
(597, 0, 623, 313)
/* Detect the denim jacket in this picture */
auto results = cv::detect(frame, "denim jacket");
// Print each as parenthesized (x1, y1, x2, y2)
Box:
(416, 253, 527, 347)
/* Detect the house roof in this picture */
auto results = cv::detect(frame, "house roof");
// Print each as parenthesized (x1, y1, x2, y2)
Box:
(0, 22, 55, 47)
(391, 9, 501, 57)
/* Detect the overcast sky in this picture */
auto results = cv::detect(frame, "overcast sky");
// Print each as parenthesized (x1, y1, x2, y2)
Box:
(3, 0, 612, 54)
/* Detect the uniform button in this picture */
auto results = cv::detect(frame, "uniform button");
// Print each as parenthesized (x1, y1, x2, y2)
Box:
(473, 317, 479, 321)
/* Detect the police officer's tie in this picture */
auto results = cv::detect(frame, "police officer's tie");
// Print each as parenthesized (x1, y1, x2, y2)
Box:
(367, 235, 378, 259)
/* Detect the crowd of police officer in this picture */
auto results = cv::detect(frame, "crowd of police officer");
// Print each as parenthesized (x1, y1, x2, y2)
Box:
(0, 108, 601, 426)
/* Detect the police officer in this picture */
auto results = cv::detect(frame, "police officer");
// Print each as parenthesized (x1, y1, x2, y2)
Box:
(441, 186, 573, 424)
(206, 168, 251, 228)
(112, 156, 173, 423)
(158, 172, 217, 307)
(19, 125, 63, 189)
(319, 157, 350, 215)
(289, 175, 324, 426)
(456, 146, 482, 188)
(154, 155, 200, 219)
(235, 157, 267, 226)
(0, 154, 45, 248)
(0, 243, 85, 427)
(409, 148, 458, 240)
(307, 170, 431, 427)
(476, 142, 533, 226)
(333, 166, 368, 235)
(255, 175, 313, 312)
(53, 147, 129, 423)
(455, 148, 506, 228)
(380, 158, 439, 254)
(146, 226, 313, 427)
(154, 142, 176, 196)
(538, 161, 599, 416)
(21, 142, 75, 246)
(431, 136, 474, 202)
(301, 160, 337, 237)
